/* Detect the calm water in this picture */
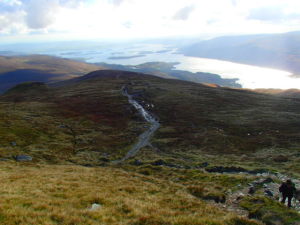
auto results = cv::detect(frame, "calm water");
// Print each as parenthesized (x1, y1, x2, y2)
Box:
(45, 43, 299, 89)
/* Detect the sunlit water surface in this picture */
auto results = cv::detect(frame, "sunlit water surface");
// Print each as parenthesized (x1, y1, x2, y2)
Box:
(46, 44, 299, 89)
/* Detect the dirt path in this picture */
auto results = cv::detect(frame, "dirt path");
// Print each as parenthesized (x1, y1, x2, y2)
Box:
(113, 86, 160, 164)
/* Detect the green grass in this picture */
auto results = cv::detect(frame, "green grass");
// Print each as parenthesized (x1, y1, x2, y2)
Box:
(0, 163, 262, 225)
(0, 70, 299, 224)
(240, 196, 300, 225)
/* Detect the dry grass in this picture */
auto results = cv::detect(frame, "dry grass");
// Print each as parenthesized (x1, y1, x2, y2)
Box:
(0, 163, 260, 225)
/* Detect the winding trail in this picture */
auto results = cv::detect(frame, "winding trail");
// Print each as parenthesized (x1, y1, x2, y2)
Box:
(113, 86, 160, 164)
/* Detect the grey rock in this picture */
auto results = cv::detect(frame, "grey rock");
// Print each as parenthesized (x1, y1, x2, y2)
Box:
(248, 186, 256, 195)
(0, 158, 9, 161)
(131, 159, 143, 166)
(264, 189, 274, 197)
(262, 177, 274, 184)
(89, 203, 101, 211)
(14, 155, 32, 162)
(197, 162, 209, 168)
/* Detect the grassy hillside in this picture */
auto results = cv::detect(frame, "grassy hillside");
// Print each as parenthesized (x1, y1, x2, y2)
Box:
(0, 162, 264, 225)
(1, 70, 300, 173)
(1, 70, 300, 224)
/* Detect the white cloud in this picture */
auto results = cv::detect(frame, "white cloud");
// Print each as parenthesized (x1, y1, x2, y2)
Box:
(25, 0, 60, 29)
(247, 4, 300, 23)
(111, 0, 124, 6)
(173, 5, 196, 21)
(1, 0, 300, 41)
(248, 6, 287, 21)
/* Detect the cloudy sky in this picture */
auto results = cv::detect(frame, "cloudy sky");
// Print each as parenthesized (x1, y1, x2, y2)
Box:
(1, 0, 300, 43)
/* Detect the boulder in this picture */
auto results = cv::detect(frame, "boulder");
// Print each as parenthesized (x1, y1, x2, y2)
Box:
(196, 162, 209, 168)
(248, 168, 270, 175)
(14, 155, 32, 162)
(273, 155, 289, 162)
(100, 157, 110, 162)
(262, 177, 274, 184)
(264, 189, 274, 197)
(248, 186, 256, 195)
(151, 159, 165, 166)
(206, 166, 248, 173)
(131, 159, 143, 166)
(89, 203, 101, 211)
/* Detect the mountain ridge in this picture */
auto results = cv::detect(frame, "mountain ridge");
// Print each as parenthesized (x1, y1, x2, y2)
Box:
(181, 31, 300, 76)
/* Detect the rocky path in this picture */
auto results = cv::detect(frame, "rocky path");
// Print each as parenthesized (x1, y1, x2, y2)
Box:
(213, 172, 300, 217)
(113, 86, 160, 164)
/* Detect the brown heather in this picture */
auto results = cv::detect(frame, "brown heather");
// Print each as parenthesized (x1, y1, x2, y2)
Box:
(0, 163, 261, 225)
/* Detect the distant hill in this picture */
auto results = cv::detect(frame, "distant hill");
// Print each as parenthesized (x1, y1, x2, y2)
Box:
(0, 55, 242, 93)
(253, 88, 300, 99)
(181, 31, 300, 76)
(0, 55, 105, 93)
(96, 62, 241, 88)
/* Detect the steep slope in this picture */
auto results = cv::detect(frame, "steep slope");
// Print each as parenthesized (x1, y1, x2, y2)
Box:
(1, 70, 300, 224)
(181, 31, 300, 75)
(1, 70, 300, 170)
(0, 162, 264, 225)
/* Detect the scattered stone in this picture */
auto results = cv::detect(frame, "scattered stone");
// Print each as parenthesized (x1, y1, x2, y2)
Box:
(89, 203, 101, 211)
(262, 177, 274, 184)
(14, 155, 32, 162)
(150, 159, 182, 169)
(249, 168, 270, 175)
(248, 186, 256, 195)
(236, 193, 245, 201)
(205, 166, 248, 173)
(264, 189, 274, 197)
(196, 162, 209, 168)
(82, 164, 93, 167)
(100, 157, 110, 162)
(151, 159, 165, 166)
(131, 159, 143, 166)
(0, 158, 9, 161)
(273, 155, 289, 162)
(102, 153, 109, 157)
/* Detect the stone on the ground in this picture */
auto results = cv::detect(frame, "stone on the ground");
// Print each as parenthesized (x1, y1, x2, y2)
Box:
(262, 177, 274, 184)
(248, 186, 256, 195)
(89, 203, 102, 211)
(197, 162, 209, 168)
(264, 189, 274, 197)
(273, 155, 289, 162)
(131, 159, 143, 166)
(14, 155, 32, 162)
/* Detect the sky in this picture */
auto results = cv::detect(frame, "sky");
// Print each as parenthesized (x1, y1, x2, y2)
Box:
(1, 0, 300, 43)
